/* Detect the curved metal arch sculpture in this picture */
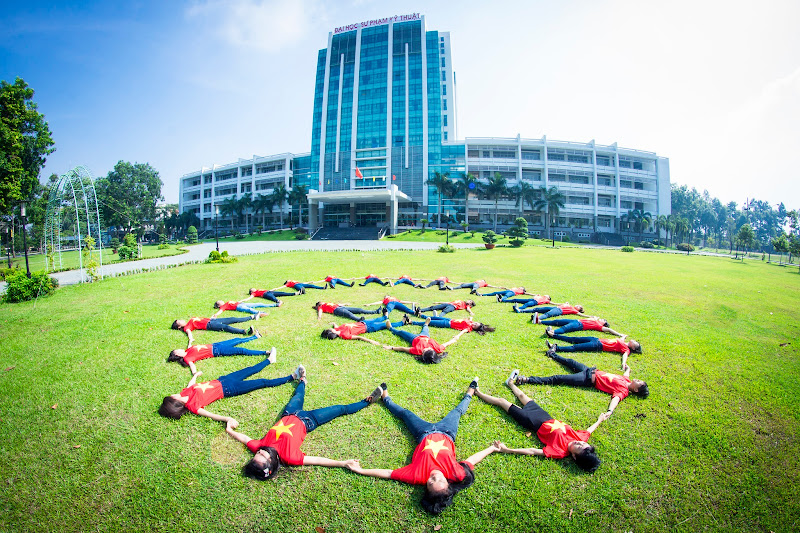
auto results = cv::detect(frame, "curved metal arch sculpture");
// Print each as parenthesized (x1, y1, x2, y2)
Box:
(44, 165, 104, 281)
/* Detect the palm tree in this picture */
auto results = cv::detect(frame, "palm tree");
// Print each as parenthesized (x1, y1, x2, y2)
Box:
(533, 186, 566, 246)
(219, 197, 238, 232)
(289, 185, 309, 228)
(629, 209, 652, 242)
(271, 184, 289, 229)
(426, 171, 452, 227)
(235, 195, 252, 234)
(482, 172, 509, 232)
(516, 181, 537, 219)
(453, 172, 478, 230)
(655, 215, 668, 246)
(674, 217, 689, 245)
(251, 194, 273, 229)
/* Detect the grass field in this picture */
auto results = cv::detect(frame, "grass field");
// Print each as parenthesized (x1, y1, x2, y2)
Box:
(5, 244, 189, 272)
(1, 246, 799, 532)
(203, 229, 309, 244)
(386, 229, 583, 247)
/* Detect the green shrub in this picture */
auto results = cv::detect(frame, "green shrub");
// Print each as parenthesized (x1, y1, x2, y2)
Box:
(123, 233, 137, 247)
(158, 233, 168, 245)
(110, 237, 121, 250)
(208, 250, 221, 261)
(562, 235, 570, 243)
(186, 226, 198, 244)
(437, 244, 456, 253)
(175, 240, 185, 246)
(0, 266, 21, 280)
(482, 231, 498, 244)
(641, 241, 655, 249)
(117, 245, 137, 261)
(436, 230, 447, 235)
(676, 243, 695, 252)
(621, 246, 635, 253)
(256, 225, 263, 235)
(295, 233, 309, 240)
(157, 243, 169, 250)
(3, 270, 58, 303)
(507, 217, 529, 247)
(206, 250, 237, 264)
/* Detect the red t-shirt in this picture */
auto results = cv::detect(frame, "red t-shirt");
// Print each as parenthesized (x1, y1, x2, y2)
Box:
(183, 317, 210, 332)
(390, 433, 474, 485)
(436, 276, 451, 283)
(334, 322, 367, 340)
(365, 274, 379, 279)
(599, 338, 631, 356)
(537, 419, 591, 459)
(285, 280, 298, 288)
(579, 317, 606, 331)
(594, 370, 631, 400)
(451, 300, 469, 311)
(383, 296, 399, 304)
(532, 295, 550, 304)
(558, 304, 580, 315)
(448, 319, 475, 331)
(325, 276, 334, 282)
(180, 380, 224, 414)
(399, 274, 411, 280)
(474, 280, 488, 288)
(410, 336, 445, 354)
(245, 415, 308, 466)
(318, 302, 339, 314)
(218, 301, 240, 312)
(511, 287, 525, 295)
(182, 344, 214, 364)
(251, 289, 269, 297)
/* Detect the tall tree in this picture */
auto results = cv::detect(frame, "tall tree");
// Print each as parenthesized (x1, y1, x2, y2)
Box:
(453, 172, 478, 230)
(426, 171, 452, 227)
(0, 78, 56, 215)
(271, 184, 288, 229)
(515, 181, 538, 219)
(288, 185, 309, 228)
(235, 195, 251, 233)
(218, 197, 237, 231)
(533, 185, 565, 246)
(482, 172, 509, 233)
(95, 161, 163, 237)
(251, 194, 273, 229)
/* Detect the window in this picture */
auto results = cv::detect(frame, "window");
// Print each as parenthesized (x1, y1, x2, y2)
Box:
(521, 150, 540, 160)
(468, 149, 479, 157)
(240, 167, 253, 177)
(442, 70, 446, 81)
(444, 131, 448, 141)
(443, 115, 448, 126)
(442, 85, 446, 95)
(634, 182, 644, 190)
(203, 190, 211, 198)
(441, 57, 445, 67)
(443, 99, 447, 110)
(596, 155, 612, 166)
(493, 150, 515, 159)
(598, 176, 614, 187)
(203, 175, 212, 184)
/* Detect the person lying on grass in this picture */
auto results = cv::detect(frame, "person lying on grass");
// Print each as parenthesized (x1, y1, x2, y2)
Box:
(158, 348, 297, 423)
(380, 317, 468, 364)
(418, 299, 476, 317)
(538, 318, 624, 337)
(516, 352, 649, 416)
(283, 279, 326, 293)
(405, 315, 496, 336)
(321, 275, 357, 288)
(475, 372, 610, 473)
(225, 368, 382, 480)
(346, 380, 501, 515)
(476, 286, 530, 300)
(320, 317, 406, 342)
(449, 279, 497, 293)
(501, 294, 553, 307)
(393, 274, 427, 287)
(545, 333, 642, 370)
(212, 299, 280, 318)
(359, 274, 390, 286)
(417, 276, 454, 290)
(168, 330, 269, 374)
(171, 315, 262, 346)
(519, 303, 588, 321)
(244, 287, 297, 304)
(363, 295, 418, 316)
(313, 301, 383, 321)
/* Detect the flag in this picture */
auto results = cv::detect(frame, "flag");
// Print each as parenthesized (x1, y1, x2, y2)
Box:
(392, 174, 396, 181)
(355, 167, 363, 178)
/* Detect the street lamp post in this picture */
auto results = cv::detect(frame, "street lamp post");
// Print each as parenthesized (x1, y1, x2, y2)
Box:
(446, 211, 450, 246)
(214, 206, 220, 253)
(20, 202, 31, 278)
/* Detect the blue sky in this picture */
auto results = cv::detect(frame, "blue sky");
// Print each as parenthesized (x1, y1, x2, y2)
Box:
(2, 0, 799, 209)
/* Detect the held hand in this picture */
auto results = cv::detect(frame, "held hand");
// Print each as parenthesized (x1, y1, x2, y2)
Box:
(598, 412, 611, 422)
(490, 441, 502, 452)
(493, 440, 509, 452)
(343, 459, 358, 468)
(227, 418, 239, 428)
(382, 344, 393, 350)
(346, 459, 362, 471)
(623, 363, 631, 372)
(193, 371, 203, 377)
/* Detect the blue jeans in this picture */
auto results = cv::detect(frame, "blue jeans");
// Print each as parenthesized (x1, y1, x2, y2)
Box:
(360, 277, 388, 286)
(217, 357, 293, 397)
(384, 394, 471, 443)
(453, 283, 478, 290)
(385, 301, 416, 315)
(328, 278, 353, 288)
(206, 316, 255, 335)
(394, 278, 416, 286)
(481, 290, 514, 298)
(235, 303, 278, 315)
(517, 306, 562, 319)
(212, 335, 268, 357)
(526, 352, 594, 387)
(364, 319, 403, 333)
(282, 381, 370, 432)
(388, 323, 429, 344)
(333, 306, 382, 321)
(541, 319, 582, 334)
(551, 334, 603, 353)
(410, 318, 451, 329)
(423, 280, 448, 289)
(294, 283, 325, 291)
(419, 303, 456, 316)
(257, 291, 295, 303)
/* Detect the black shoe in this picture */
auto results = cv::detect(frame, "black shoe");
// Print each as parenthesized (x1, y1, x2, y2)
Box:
(322, 285, 327, 290)
(468, 377, 479, 390)
(546, 326, 554, 337)
(299, 288, 306, 295)
(445, 286, 453, 290)
(402, 314, 410, 325)
(414, 307, 421, 317)
(496, 294, 503, 303)
(366, 386, 383, 404)
(383, 281, 390, 286)
(247, 326, 254, 335)
(359, 283, 366, 286)
(546, 340, 553, 350)
(513, 305, 520, 313)
(470, 289, 477, 295)
(359, 316, 366, 322)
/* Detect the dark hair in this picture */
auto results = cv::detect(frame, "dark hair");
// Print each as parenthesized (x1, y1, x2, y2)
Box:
(171, 320, 182, 330)
(213, 300, 224, 309)
(312, 302, 321, 310)
(472, 323, 495, 335)
(167, 350, 188, 367)
(243, 447, 280, 481)
(574, 446, 601, 473)
(158, 396, 189, 419)
(635, 382, 650, 398)
(420, 463, 475, 515)
(603, 320, 610, 328)
(630, 341, 642, 354)
(320, 329, 338, 340)
(466, 300, 476, 307)
(416, 348, 446, 364)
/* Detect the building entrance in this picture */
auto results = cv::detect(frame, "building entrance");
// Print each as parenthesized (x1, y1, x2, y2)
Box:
(355, 203, 386, 226)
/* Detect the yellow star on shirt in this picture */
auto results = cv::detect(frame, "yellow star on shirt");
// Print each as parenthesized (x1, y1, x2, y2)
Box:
(194, 382, 215, 393)
(423, 437, 448, 459)
(548, 420, 567, 433)
(270, 420, 295, 439)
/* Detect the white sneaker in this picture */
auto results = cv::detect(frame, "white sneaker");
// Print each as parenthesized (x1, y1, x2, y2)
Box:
(292, 364, 306, 381)
(507, 369, 519, 386)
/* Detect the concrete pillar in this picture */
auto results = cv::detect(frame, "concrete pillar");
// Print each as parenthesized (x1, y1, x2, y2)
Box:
(350, 203, 356, 226)
(390, 185, 399, 234)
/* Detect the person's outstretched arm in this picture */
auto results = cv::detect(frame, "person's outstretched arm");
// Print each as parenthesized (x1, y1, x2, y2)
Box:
(346, 460, 393, 478)
(606, 396, 621, 416)
(187, 360, 198, 374)
(226, 420, 251, 444)
(620, 349, 630, 370)
(186, 371, 201, 388)
(352, 336, 381, 345)
(317, 308, 323, 320)
(186, 330, 195, 345)
(622, 363, 631, 378)
(586, 411, 611, 433)
(196, 407, 237, 426)
(442, 329, 467, 348)
(494, 440, 544, 456)
(467, 306, 474, 316)
(603, 326, 625, 337)
(303, 456, 356, 468)
(463, 442, 501, 465)
(385, 344, 413, 353)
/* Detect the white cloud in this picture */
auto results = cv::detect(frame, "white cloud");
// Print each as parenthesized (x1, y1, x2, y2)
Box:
(186, 0, 326, 52)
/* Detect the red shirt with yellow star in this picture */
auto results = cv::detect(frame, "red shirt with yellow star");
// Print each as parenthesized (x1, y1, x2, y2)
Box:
(511, 287, 525, 295)
(285, 280, 298, 288)
(318, 302, 339, 314)
(436, 276, 451, 283)
(180, 380, 224, 414)
(594, 370, 631, 400)
(183, 344, 214, 364)
(390, 433, 474, 484)
(531, 295, 550, 304)
(217, 301, 241, 312)
(579, 317, 605, 331)
(448, 319, 476, 331)
(334, 322, 367, 340)
(365, 274, 379, 279)
(183, 317, 211, 332)
(382, 296, 400, 304)
(246, 415, 308, 465)
(599, 338, 631, 357)
(251, 289, 270, 297)
(558, 304, 580, 315)
(410, 336, 445, 355)
(536, 419, 591, 459)
(450, 300, 470, 311)
(474, 280, 488, 288)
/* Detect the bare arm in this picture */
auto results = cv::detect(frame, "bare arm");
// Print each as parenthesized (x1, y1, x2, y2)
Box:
(586, 412, 611, 434)
(211, 309, 222, 319)
(345, 460, 393, 479)
(196, 407, 237, 425)
(606, 396, 621, 415)
(186, 330, 195, 345)
(317, 308, 323, 320)
(303, 456, 354, 468)
(187, 371, 201, 388)
(442, 329, 467, 348)
(386, 345, 412, 353)
(621, 350, 630, 370)
(495, 441, 544, 456)
(463, 442, 501, 466)
(622, 363, 631, 378)
(603, 327, 625, 337)
(188, 361, 198, 374)
(352, 336, 381, 345)
(467, 307, 474, 316)
(225, 421, 252, 445)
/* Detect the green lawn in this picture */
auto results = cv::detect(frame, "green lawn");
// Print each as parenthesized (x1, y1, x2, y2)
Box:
(204, 229, 309, 243)
(386, 229, 584, 247)
(1, 247, 799, 532)
(4, 244, 189, 273)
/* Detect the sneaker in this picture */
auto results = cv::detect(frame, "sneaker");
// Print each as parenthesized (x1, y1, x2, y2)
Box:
(529, 314, 536, 323)
(414, 306, 421, 317)
(496, 294, 503, 303)
(380, 382, 388, 399)
(254, 329, 262, 339)
(507, 369, 519, 386)
(292, 364, 306, 381)
(267, 347, 277, 364)
(277, 301, 284, 307)
(445, 286, 453, 290)
(470, 289, 477, 295)
(513, 305, 520, 313)
(546, 340, 553, 350)
(322, 285, 327, 290)
(533, 312, 540, 324)
(247, 326, 254, 335)
(299, 288, 306, 295)
(366, 386, 383, 404)
(402, 314, 411, 325)
(468, 377, 479, 390)
(359, 316, 367, 322)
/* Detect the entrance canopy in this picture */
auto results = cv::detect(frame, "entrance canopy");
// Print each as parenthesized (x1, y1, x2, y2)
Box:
(307, 185, 411, 234)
